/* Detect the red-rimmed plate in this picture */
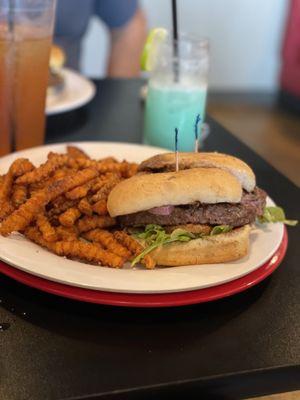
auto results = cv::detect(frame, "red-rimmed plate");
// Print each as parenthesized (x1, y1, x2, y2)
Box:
(0, 143, 285, 295)
(0, 228, 287, 307)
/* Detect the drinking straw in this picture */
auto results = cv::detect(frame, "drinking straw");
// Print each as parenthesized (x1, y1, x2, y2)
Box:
(171, 0, 179, 81)
(175, 128, 179, 172)
(194, 114, 201, 152)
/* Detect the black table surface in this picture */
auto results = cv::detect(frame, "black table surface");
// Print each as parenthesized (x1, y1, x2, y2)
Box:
(1, 79, 299, 400)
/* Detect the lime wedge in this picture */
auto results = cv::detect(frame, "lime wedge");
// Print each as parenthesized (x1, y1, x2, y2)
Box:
(141, 28, 168, 72)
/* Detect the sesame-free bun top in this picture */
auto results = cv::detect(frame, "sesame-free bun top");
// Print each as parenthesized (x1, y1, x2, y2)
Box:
(107, 168, 242, 217)
(138, 152, 256, 192)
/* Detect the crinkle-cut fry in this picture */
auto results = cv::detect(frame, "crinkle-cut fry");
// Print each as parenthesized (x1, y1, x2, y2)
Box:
(92, 199, 107, 216)
(0, 168, 14, 220)
(0, 155, 26, 201)
(67, 145, 90, 159)
(12, 184, 27, 207)
(97, 156, 118, 163)
(0, 158, 28, 208)
(114, 231, 156, 269)
(47, 197, 78, 217)
(50, 195, 66, 209)
(65, 178, 96, 200)
(106, 161, 138, 178)
(25, 226, 55, 251)
(10, 158, 35, 177)
(59, 207, 81, 227)
(91, 177, 121, 203)
(51, 168, 71, 181)
(96, 161, 130, 174)
(28, 180, 48, 194)
(66, 157, 96, 169)
(41, 168, 71, 189)
(89, 173, 120, 194)
(0, 190, 49, 236)
(56, 225, 79, 241)
(65, 157, 81, 170)
(83, 229, 131, 260)
(0, 176, 4, 198)
(25, 226, 123, 267)
(0, 170, 13, 203)
(54, 240, 124, 268)
(36, 213, 58, 242)
(67, 157, 131, 175)
(123, 162, 138, 178)
(16, 154, 69, 185)
(47, 215, 60, 227)
(0, 201, 14, 221)
(77, 215, 116, 233)
(65, 185, 89, 200)
(78, 197, 93, 216)
(47, 168, 98, 200)
(29, 169, 73, 194)
(89, 175, 108, 191)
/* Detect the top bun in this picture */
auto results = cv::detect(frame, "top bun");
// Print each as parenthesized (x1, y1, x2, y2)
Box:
(107, 167, 242, 217)
(138, 152, 256, 192)
(49, 45, 66, 71)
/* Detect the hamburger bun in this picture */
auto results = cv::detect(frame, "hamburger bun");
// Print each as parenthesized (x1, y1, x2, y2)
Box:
(140, 225, 251, 266)
(138, 152, 256, 192)
(107, 167, 242, 217)
(48, 45, 66, 95)
(49, 45, 66, 71)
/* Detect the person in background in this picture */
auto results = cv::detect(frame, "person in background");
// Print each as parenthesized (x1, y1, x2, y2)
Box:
(54, 0, 147, 77)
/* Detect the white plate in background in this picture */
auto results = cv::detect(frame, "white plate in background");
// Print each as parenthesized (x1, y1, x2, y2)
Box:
(46, 69, 96, 115)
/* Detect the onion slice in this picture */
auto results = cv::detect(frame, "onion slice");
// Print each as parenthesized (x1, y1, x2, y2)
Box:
(148, 205, 174, 215)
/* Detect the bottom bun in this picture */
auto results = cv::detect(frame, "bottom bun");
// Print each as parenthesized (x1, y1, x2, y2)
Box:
(147, 225, 251, 266)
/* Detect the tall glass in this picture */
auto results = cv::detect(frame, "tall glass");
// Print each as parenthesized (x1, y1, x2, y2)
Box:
(0, 0, 56, 156)
(143, 35, 209, 151)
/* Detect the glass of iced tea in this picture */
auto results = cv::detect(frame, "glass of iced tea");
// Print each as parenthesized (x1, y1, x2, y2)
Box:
(0, 0, 56, 156)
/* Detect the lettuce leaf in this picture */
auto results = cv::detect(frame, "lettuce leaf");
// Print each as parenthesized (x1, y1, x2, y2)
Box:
(131, 224, 232, 266)
(131, 225, 195, 267)
(210, 225, 232, 235)
(257, 207, 298, 226)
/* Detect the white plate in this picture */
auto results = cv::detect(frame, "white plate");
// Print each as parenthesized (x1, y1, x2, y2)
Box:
(0, 142, 284, 294)
(46, 69, 96, 115)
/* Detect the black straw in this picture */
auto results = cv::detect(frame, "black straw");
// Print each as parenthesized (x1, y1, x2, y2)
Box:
(171, 0, 179, 81)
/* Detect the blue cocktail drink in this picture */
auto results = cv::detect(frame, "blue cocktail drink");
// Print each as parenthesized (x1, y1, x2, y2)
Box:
(144, 83, 207, 150)
(143, 35, 209, 151)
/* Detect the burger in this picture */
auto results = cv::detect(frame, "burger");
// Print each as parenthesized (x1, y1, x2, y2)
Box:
(48, 45, 66, 95)
(107, 152, 278, 267)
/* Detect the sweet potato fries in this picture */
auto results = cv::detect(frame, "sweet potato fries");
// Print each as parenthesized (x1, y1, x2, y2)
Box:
(0, 145, 155, 268)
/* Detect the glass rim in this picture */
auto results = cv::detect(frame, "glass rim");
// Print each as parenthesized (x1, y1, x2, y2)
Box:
(155, 34, 209, 65)
(162, 33, 209, 48)
(156, 33, 209, 62)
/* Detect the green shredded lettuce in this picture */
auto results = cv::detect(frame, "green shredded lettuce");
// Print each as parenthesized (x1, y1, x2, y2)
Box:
(131, 224, 231, 267)
(257, 206, 298, 226)
(210, 225, 232, 235)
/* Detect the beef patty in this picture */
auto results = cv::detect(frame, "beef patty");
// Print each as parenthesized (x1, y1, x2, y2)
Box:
(119, 187, 266, 228)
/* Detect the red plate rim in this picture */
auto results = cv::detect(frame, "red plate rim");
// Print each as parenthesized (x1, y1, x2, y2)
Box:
(0, 228, 288, 308)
